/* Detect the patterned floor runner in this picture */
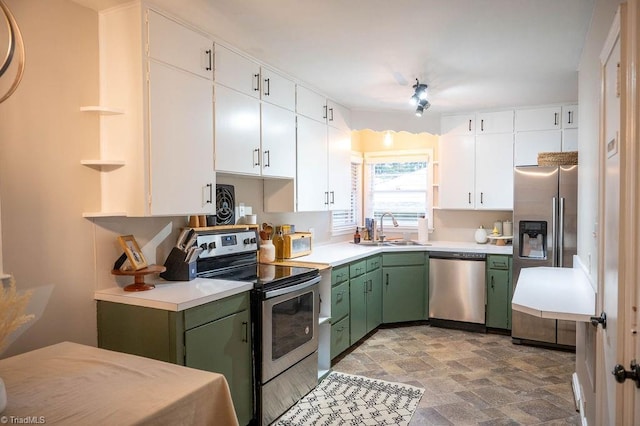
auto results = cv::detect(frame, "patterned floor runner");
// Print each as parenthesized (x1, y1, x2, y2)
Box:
(273, 372, 425, 425)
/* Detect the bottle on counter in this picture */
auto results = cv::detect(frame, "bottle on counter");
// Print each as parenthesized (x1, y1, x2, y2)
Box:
(273, 231, 284, 261)
(353, 227, 361, 244)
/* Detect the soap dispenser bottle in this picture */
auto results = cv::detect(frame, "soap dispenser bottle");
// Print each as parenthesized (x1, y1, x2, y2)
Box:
(353, 227, 361, 244)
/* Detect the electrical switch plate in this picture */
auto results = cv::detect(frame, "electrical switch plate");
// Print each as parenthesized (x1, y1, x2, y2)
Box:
(238, 203, 245, 218)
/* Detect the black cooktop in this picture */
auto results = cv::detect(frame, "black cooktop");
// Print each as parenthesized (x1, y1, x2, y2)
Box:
(198, 262, 319, 291)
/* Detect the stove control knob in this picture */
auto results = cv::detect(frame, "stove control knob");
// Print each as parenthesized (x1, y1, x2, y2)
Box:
(208, 242, 216, 250)
(200, 243, 208, 250)
(243, 238, 251, 244)
(250, 237, 257, 244)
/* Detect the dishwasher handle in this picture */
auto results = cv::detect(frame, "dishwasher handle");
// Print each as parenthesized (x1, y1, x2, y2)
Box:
(429, 251, 487, 260)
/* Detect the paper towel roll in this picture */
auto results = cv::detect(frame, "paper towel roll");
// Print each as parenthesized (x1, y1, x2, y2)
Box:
(418, 217, 429, 244)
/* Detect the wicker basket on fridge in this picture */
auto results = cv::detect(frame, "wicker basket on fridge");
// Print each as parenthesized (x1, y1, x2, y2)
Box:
(537, 151, 578, 166)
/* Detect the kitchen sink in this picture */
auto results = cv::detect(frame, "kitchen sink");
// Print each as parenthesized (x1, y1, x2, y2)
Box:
(352, 240, 431, 247)
(388, 240, 431, 246)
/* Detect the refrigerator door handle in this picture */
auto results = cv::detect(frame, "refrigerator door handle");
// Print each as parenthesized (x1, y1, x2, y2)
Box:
(552, 197, 558, 267)
(559, 197, 565, 267)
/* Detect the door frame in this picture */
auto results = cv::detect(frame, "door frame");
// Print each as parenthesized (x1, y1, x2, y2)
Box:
(620, 0, 640, 423)
(597, 1, 640, 424)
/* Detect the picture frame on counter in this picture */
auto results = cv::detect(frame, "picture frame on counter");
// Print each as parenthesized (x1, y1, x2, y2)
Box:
(117, 235, 147, 270)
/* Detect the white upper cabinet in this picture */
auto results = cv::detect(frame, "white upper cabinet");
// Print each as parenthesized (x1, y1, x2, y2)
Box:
(213, 45, 297, 178)
(214, 44, 261, 98)
(296, 116, 329, 211)
(514, 130, 562, 166)
(89, 5, 215, 217)
(475, 133, 514, 209)
(214, 84, 261, 176)
(327, 126, 352, 210)
(563, 128, 578, 151)
(296, 116, 351, 212)
(438, 135, 476, 209)
(515, 106, 562, 131)
(439, 111, 514, 210)
(476, 110, 513, 134)
(296, 85, 328, 123)
(261, 103, 296, 178)
(441, 114, 475, 135)
(327, 100, 351, 132)
(147, 10, 213, 80)
(562, 104, 578, 129)
(261, 67, 295, 111)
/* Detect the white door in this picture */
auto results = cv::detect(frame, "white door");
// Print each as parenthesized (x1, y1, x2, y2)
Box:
(597, 16, 621, 426)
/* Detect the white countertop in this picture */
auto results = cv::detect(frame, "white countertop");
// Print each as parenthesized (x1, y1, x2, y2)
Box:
(296, 240, 513, 266)
(511, 266, 596, 322)
(95, 240, 511, 311)
(94, 278, 253, 311)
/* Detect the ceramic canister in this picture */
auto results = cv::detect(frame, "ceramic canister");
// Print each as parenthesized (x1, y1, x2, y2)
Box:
(474, 226, 488, 244)
(503, 220, 513, 237)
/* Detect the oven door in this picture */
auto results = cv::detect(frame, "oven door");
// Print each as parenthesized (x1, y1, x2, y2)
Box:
(261, 276, 320, 383)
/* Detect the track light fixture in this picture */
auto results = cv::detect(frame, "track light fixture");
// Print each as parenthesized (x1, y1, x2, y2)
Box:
(410, 79, 430, 116)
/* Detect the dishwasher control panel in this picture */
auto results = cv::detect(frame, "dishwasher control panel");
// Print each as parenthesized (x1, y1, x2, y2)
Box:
(430, 251, 487, 260)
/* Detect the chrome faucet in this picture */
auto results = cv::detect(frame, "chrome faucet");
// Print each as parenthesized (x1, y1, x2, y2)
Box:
(378, 212, 399, 242)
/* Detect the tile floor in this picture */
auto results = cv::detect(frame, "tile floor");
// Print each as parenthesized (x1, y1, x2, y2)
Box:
(331, 324, 580, 425)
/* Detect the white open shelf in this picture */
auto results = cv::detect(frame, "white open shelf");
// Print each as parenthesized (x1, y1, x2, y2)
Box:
(80, 106, 125, 115)
(82, 211, 127, 218)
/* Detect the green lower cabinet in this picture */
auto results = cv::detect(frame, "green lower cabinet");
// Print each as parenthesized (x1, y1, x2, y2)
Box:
(184, 309, 252, 426)
(366, 267, 382, 332)
(331, 315, 350, 359)
(486, 255, 512, 330)
(97, 292, 253, 425)
(349, 274, 368, 344)
(382, 264, 426, 323)
(331, 280, 350, 322)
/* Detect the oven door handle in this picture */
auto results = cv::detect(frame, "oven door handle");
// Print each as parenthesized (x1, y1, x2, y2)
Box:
(264, 275, 321, 299)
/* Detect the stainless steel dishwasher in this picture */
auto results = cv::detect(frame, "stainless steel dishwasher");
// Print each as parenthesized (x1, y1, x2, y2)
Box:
(429, 251, 486, 326)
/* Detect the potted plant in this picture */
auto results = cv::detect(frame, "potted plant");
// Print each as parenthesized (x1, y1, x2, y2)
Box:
(0, 276, 34, 412)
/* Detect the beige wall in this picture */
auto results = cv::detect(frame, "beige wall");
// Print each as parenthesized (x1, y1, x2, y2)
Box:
(0, 0, 101, 356)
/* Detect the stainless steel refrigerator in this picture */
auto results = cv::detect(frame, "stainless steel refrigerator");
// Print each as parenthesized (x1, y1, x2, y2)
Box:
(512, 165, 577, 347)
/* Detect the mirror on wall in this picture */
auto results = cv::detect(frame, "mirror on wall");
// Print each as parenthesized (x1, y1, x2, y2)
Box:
(0, 0, 25, 104)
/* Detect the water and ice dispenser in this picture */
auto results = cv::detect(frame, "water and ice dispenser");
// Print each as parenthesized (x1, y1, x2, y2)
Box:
(519, 221, 547, 259)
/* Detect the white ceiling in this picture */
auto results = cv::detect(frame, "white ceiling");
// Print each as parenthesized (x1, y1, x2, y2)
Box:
(75, 0, 595, 115)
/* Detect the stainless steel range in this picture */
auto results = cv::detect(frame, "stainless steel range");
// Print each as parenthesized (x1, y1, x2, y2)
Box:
(195, 228, 320, 425)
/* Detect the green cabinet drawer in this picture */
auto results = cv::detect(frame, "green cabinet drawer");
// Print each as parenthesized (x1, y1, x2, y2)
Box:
(331, 280, 350, 323)
(184, 292, 249, 330)
(332, 265, 349, 286)
(366, 255, 381, 272)
(331, 315, 350, 359)
(349, 259, 367, 278)
(382, 252, 426, 266)
(487, 255, 510, 270)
